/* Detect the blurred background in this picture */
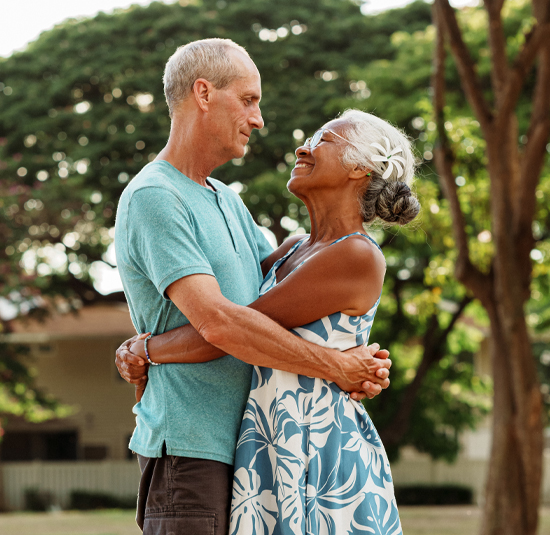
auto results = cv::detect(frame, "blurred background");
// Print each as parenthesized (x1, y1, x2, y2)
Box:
(0, 0, 549, 533)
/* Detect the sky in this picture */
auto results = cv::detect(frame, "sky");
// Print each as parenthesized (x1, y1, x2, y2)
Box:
(0, 0, 479, 58)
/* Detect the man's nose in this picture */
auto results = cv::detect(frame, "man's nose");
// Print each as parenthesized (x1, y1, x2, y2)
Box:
(250, 107, 264, 130)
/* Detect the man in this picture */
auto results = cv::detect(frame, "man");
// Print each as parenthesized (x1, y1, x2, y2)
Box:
(115, 38, 391, 535)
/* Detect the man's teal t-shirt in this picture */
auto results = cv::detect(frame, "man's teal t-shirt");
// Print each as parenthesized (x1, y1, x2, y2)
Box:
(115, 160, 274, 465)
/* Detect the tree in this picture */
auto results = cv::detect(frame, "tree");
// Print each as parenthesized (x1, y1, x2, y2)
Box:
(2, 0, 542, 468)
(431, 0, 550, 533)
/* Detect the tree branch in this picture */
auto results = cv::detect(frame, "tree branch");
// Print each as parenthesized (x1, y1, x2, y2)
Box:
(435, 296, 474, 347)
(485, 0, 505, 13)
(514, 5, 550, 255)
(484, 0, 509, 102)
(495, 22, 550, 132)
(432, 4, 493, 306)
(532, 0, 550, 22)
(435, 0, 494, 132)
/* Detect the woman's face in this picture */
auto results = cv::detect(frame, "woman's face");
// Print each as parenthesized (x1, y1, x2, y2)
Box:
(287, 119, 355, 197)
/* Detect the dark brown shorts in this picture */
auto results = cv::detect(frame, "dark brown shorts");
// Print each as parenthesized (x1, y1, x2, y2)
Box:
(136, 451, 233, 535)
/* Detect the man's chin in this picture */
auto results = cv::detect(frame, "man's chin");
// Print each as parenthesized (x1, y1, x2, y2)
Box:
(232, 147, 247, 160)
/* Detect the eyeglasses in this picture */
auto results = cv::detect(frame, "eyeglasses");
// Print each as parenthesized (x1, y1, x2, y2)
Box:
(304, 128, 360, 151)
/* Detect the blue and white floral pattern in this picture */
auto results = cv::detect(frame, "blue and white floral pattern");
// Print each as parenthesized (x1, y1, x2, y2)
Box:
(230, 233, 402, 535)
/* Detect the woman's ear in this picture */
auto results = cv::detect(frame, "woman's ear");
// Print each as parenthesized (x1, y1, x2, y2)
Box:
(348, 165, 372, 181)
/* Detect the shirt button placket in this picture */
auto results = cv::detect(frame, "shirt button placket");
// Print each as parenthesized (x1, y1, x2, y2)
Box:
(217, 193, 239, 253)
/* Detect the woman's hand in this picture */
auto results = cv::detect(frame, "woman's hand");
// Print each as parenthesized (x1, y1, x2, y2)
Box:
(115, 333, 150, 402)
(342, 343, 391, 401)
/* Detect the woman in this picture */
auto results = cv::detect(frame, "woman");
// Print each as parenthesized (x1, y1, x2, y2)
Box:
(118, 109, 419, 534)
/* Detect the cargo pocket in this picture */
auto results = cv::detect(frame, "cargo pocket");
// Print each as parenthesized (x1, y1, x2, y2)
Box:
(143, 510, 216, 535)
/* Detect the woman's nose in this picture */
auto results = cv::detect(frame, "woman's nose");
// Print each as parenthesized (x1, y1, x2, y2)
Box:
(295, 145, 310, 157)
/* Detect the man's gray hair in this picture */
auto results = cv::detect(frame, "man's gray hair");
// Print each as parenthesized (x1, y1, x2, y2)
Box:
(163, 38, 251, 116)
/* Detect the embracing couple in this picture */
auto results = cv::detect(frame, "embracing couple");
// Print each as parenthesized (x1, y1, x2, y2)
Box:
(114, 38, 419, 535)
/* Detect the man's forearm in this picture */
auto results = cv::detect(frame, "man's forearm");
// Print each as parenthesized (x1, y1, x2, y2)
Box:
(146, 306, 352, 385)
(147, 300, 379, 393)
(148, 318, 347, 380)
(199, 302, 354, 386)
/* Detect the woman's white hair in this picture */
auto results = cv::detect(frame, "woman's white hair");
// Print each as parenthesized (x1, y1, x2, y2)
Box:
(163, 38, 250, 117)
(338, 109, 420, 225)
(339, 109, 416, 184)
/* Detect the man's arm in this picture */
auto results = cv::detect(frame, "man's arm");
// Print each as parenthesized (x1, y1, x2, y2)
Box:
(132, 235, 310, 366)
(159, 273, 390, 394)
(116, 235, 390, 397)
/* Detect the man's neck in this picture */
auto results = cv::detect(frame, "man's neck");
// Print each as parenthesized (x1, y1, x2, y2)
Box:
(156, 114, 224, 188)
(155, 146, 215, 189)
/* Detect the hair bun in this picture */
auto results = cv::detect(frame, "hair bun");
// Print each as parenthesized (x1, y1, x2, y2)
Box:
(392, 182, 411, 201)
(375, 181, 420, 225)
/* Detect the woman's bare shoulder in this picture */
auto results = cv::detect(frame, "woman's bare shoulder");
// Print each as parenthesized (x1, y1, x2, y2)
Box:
(265, 233, 385, 318)
(325, 234, 385, 274)
(307, 234, 385, 314)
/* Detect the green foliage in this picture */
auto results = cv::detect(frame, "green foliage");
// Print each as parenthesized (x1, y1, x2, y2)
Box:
(0, 340, 72, 437)
(349, 0, 550, 445)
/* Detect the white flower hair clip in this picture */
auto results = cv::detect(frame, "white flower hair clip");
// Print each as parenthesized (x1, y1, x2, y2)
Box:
(371, 137, 406, 179)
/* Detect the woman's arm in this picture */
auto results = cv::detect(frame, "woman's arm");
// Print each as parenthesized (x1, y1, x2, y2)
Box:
(118, 235, 385, 367)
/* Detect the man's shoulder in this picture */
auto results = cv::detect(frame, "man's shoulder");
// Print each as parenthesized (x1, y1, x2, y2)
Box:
(116, 164, 193, 240)
(122, 162, 182, 201)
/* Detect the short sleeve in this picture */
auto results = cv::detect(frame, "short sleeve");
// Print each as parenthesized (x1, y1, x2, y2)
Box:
(126, 186, 214, 298)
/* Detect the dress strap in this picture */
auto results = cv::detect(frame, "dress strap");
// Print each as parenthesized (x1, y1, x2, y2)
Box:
(327, 232, 383, 253)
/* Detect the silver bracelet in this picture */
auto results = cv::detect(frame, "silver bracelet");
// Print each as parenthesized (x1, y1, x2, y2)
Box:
(144, 334, 161, 366)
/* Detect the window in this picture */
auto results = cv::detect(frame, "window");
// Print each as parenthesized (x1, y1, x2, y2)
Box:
(0, 431, 78, 461)
(82, 445, 109, 460)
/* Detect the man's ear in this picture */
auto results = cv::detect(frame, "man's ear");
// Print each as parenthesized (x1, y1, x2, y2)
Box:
(193, 78, 214, 112)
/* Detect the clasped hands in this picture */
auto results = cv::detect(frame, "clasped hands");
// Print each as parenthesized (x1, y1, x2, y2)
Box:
(115, 333, 391, 402)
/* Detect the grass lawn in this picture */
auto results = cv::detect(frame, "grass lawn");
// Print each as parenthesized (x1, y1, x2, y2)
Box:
(400, 506, 550, 535)
(0, 506, 549, 534)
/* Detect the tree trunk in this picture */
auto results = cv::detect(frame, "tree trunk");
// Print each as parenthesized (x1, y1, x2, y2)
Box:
(431, 2, 549, 532)
(478, 128, 544, 535)
(481, 301, 543, 535)
(0, 461, 5, 512)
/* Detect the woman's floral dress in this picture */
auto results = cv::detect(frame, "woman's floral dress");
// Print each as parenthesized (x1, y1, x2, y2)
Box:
(229, 233, 402, 535)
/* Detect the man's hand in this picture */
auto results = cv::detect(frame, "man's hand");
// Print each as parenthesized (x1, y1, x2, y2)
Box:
(340, 343, 391, 402)
(115, 333, 150, 401)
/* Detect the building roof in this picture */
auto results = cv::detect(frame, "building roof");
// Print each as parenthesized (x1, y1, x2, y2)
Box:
(4, 303, 136, 342)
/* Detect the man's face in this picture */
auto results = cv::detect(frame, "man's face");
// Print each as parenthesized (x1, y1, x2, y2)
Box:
(209, 52, 263, 160)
